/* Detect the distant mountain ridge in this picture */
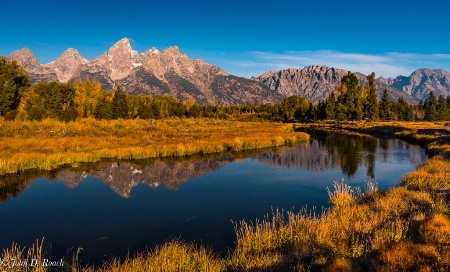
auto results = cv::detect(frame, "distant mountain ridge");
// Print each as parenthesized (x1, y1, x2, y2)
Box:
(6, 38, 450, 104)
(252, 66, 450, 104)
(7, 38, 281, 105)
(387, 68, 450, 100)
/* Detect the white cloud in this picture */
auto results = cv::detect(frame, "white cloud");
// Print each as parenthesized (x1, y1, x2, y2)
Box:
(222, 50, 450, 79)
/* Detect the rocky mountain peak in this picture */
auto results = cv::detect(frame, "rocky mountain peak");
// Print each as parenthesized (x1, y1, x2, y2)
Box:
(162, 46, 182, 56)
(8, 48, 58, 83)
(44, 48, 89, 82)
(110, 37, 132, 50)
(59, 48, 88, 62)
(140, 47, 160, 63)
(8, 48, 42, 72)
(390, 68, 450, 100)
(87, 37, 142, 81)
(251, 65, 348, 101)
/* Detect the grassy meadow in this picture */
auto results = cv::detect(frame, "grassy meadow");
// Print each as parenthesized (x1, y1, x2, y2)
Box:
(0, 118, 309, 174)
(1, 121, 450, 271)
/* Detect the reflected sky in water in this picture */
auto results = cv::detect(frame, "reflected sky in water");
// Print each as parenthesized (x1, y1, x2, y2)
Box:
(0, 131, 427, 265)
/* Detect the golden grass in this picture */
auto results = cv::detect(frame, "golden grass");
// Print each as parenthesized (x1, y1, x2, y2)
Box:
(0, 118, 309, 174)
(403, 156, 450, 190)
(97, 241, 224, 272)
(378, 241, 439, 272)
(421, 214, 450, 245)
(0, 238, 73, 272)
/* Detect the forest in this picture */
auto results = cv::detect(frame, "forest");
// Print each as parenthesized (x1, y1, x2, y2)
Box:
(2, 57, 450, 123)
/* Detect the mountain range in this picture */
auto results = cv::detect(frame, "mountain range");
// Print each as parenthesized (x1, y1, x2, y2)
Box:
(6, 38, 450, 104)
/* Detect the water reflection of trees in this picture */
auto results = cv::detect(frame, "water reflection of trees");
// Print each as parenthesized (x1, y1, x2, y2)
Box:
(0, 132, 427, 201)
(257, 131, 426, 179)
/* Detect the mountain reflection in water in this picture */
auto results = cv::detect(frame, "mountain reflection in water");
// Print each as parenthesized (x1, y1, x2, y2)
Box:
(0, 132, 426, 201)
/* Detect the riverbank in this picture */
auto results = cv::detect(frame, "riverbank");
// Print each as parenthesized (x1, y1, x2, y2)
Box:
(0, 118, 309, 175)
(1, 121, 449, 271)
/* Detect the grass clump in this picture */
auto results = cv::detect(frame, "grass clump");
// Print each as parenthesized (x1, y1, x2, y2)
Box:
(420, 214, 450, 245)
(403, 156, 450, 191)
(326, 180, 355, 209)
(99, 241, 223, 272)
(377, 241, 439, 272)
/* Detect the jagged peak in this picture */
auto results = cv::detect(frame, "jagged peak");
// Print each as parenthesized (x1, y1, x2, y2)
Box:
(62, 48, 82, 56)
(9, 48, 36, 58)
(107, 38, 133, 54)
(409, 68, 450, 78)
(45, 48, 89, 66)
(8, 48, 42, 68)
(114, 37, 131, 46)
(141, 47, 160, 55)
(162, 46, 181, 55)
(61, 48, 86, 59)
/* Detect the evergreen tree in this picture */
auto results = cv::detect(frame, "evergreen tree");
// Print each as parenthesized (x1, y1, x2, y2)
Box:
(341, 72, 358, 119)
(335, 85, 348, 121)
(112, 86, 128, 119)
(306, 103, 316, 120)
(316, 100, 327, 120)
(151, 101, 162, 119)
(379, 89, 391, 120)
(354, 85, 364, 120)
(94, 94, 112, 119)
(424, 91, 437, 121)
(436, 95, 449, 121)
(325, 91, 336, 120)
(447, 96, 450, 111)
(335, 103, 348, 122)
(396, 97, 414, 121)
(137, 96, 153, 119)
(187, 104, 201, 118)
(0, 57, 30, 119)
(364, 72, 379, 121)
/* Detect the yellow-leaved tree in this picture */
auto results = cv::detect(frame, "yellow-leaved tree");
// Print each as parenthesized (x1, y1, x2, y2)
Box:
(74, 79, 102, 118)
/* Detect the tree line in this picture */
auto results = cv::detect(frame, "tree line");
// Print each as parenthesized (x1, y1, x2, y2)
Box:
(1, 56, 450, 122)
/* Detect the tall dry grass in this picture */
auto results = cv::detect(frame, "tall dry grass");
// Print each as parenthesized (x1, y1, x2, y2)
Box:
(0, 118, 309, 174)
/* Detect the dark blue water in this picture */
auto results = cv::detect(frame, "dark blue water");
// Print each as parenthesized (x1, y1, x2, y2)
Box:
(0, 131, 427, 265)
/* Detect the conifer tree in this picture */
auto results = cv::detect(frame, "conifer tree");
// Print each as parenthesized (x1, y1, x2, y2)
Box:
(341, 72, 358, 119)
(94, 94, 112, 119)
(379, 89, 391, 120)
(396, 97, 414, 121)
(306, 103, 316, 120)
(112, 86, 128, 119)
(354, 85, 364, 120)
(364, 72, 379, 121)
(424, 91, 437, 121)
(436, 95, 449, 121)
(151, 101, 162, 119)
(335, 85, 348, 121)
(325, 91, 336, 120)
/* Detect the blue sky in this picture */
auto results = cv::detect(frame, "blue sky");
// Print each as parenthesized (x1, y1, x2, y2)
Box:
(1, 0, 450, 78)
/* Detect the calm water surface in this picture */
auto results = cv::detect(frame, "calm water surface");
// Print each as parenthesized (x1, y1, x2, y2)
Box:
(0, 131, 427, 265)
